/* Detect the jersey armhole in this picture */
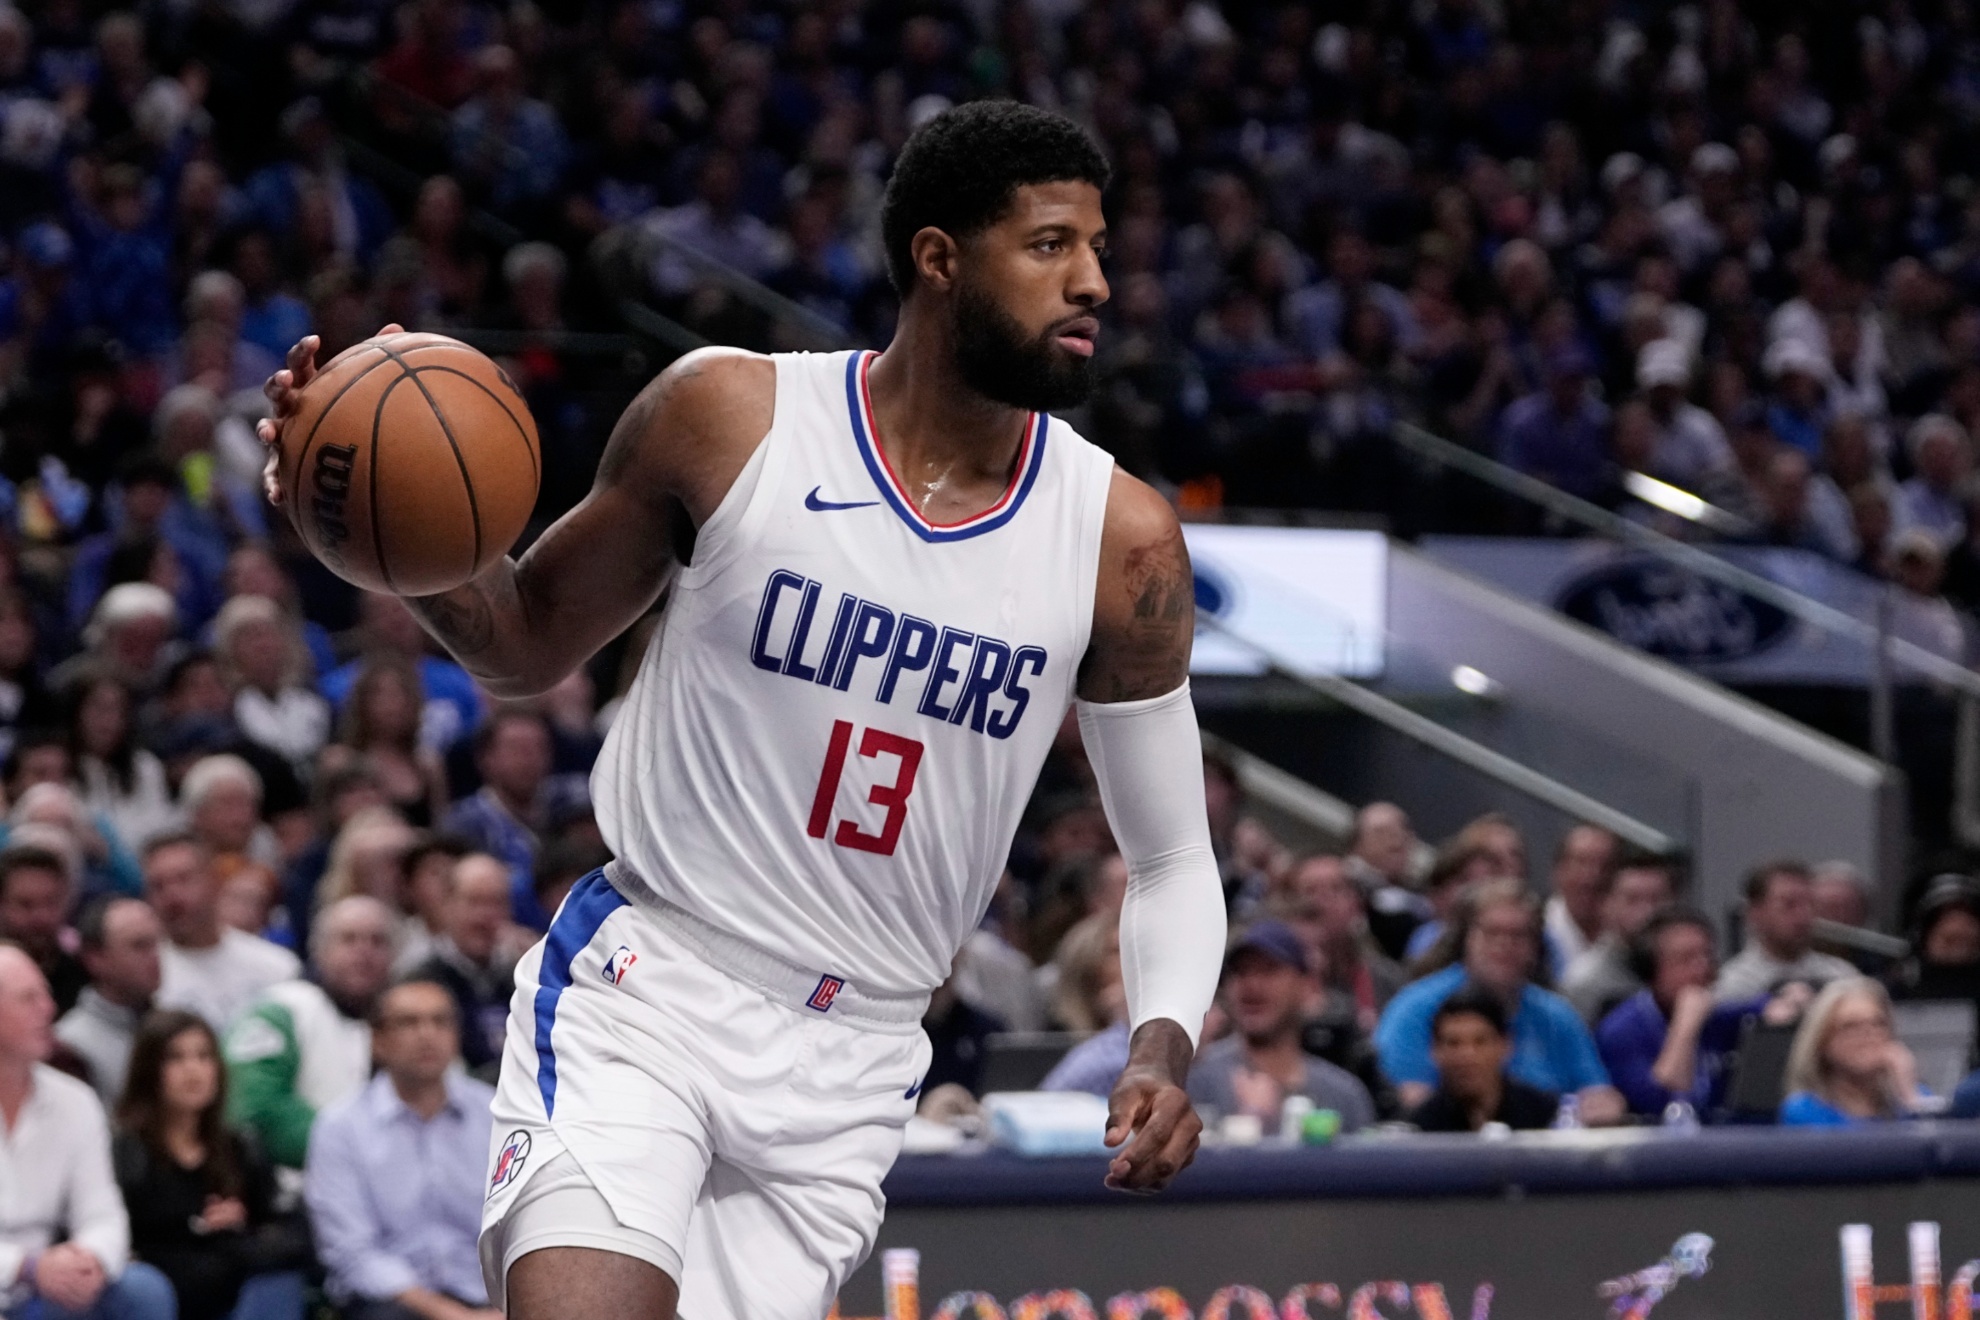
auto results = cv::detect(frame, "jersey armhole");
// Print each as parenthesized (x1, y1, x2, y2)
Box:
(1068, 436, 1114, 666)
(677, 355, 794, 587)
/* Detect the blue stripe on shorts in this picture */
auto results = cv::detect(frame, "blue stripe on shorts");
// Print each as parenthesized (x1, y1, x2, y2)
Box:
(533, 868, 629, 1119)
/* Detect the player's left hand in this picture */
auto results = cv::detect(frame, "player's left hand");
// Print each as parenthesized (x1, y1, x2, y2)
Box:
(257, 323, 403, 505)
(1104, 1021, 1201, 1194)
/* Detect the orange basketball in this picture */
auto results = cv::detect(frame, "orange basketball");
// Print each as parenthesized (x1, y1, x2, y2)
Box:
(280, 332, 540, 596)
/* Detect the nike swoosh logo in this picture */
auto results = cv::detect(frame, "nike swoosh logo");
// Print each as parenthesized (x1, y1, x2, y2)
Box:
(806, 486, 879, 512)
(904, 1077, 924, 1101)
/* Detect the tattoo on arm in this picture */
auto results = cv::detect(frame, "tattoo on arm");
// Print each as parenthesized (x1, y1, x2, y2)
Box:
(1125, 531, 1193, 626)
(409, 583, 496, 659)
(595, 384, 660, 486)
(1084, 525, 1195, 703)
(596, 351, 710, 488)
(1127, 1017, 1196, 1082)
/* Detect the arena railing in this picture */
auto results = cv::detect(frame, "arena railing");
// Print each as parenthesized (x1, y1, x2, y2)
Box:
(1387, 420, 1980, 705)
(1196, 609, 1677, 857)
(1389, 421, 1980, 851)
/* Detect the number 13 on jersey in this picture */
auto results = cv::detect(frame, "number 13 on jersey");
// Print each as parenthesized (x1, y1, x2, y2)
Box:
(806, 720, 924, 856)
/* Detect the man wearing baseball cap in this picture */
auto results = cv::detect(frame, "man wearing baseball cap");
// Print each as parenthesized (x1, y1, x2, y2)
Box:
(1185, 920, 1377, 1132)
(1636, 339, 1734, 491)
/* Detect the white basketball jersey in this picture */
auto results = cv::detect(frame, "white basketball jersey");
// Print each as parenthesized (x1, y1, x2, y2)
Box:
(594, 349, 1117, 997)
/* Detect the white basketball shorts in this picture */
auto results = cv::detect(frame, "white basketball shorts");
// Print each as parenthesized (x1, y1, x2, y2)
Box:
(479, 867, 932, 1320)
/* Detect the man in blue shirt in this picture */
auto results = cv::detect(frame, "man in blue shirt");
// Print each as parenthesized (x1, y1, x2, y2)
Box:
(1041, 1019, 1130, 1097)
(1497, 344, 1613, 501)
(1374, 880, 1620, 1121)
(304, 977, 497, 1320)
(441, 712, 590, 930)
(1598, 908, 1763, 1119)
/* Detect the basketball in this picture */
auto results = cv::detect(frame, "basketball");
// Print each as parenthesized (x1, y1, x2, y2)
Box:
(279, 331, 540, 596)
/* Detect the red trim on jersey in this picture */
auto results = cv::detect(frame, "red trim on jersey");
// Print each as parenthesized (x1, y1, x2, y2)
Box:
(854, 351, 1038, 530)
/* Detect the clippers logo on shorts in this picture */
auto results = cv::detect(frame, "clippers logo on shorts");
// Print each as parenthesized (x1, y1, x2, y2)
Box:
(489, 1129, 532, 1196)
(806, 974, 845, 1013)
(602, 945, 638, 986)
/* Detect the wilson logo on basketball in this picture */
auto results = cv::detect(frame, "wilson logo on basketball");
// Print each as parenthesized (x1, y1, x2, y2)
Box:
(280, 331, 540, 596)
(310, 442, 358, 568)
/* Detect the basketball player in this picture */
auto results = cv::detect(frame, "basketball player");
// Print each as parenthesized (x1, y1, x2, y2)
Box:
(259, 102, 1226, 1320)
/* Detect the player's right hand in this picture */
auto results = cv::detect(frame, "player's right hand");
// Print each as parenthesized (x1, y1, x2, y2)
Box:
(1104, 1051, 1201, 1194)
(257, 324, 404, 506)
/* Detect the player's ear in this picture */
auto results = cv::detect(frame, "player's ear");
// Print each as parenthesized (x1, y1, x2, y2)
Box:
(910, 227, 960, 293)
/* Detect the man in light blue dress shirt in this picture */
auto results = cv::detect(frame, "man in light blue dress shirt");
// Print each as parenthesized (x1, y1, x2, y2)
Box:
(304, 977, 496, 1320)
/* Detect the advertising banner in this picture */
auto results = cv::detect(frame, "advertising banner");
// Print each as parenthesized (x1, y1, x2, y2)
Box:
(1183, 526, 1388, 680)
(1418, 535, 1894, 686)
(838, 1182, 1980, 1319)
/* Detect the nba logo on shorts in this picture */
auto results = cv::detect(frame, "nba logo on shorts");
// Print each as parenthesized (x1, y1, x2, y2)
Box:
(806, 974, 845, 1013)
(489, 1130, 532, 1196)
(602, 945, 638, 986)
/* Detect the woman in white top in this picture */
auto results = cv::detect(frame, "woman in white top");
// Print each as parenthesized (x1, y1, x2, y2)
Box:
(69, 672, 177, 854)
(215, 595, 328, 779)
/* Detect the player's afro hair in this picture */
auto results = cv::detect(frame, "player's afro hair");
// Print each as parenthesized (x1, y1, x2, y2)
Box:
(880, 99, 1111, 296)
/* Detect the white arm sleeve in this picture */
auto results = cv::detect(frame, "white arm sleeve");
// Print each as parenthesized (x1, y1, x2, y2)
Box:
(1077, 680, 1226, 1050)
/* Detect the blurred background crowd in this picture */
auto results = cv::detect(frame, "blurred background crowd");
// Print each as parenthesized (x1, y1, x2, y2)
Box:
(5, 0, 1980, 1316)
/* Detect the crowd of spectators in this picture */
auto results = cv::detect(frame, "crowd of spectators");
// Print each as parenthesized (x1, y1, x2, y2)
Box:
(12, 596, 1979, 1318)
(973, 784, 1980, 1140)
(0, 0, 1972, 593)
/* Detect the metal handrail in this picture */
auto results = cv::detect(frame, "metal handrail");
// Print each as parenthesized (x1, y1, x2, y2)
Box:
(1391, 420, 1980, 700)
(1197, 611, 1677, 855)
(614, 299, 711, 355)
(1812, 917, 1908, 960)
(634, 227, 856, 349)
(447, 326, 642, 356)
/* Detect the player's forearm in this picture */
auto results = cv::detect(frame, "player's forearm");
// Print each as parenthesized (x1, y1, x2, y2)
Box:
(1124, 1018, 1195, 1085)
(407, 475, 676, 697)
(407, 560, 553, 698)
(1079, 684, 1227, 1048)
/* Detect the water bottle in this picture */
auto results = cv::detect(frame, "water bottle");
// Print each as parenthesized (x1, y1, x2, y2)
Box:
(1279, 1094, 1314, 1143)
(1662, 1100, 1700, 1132)
(1551, 1093, 1583, 1130)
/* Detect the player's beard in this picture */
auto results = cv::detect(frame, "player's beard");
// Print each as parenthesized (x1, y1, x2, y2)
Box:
(950, 280, 1096, 412)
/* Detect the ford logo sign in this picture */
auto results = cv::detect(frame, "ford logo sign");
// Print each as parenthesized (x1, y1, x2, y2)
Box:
(1557, 560, 1792, 662)
(1194, 563, 1233, 618)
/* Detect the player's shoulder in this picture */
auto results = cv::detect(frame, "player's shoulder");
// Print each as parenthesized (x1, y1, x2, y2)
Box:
(1099, 464, 1183, 556)
(608, 347, 777, 514)
(650, 346, 776, 417)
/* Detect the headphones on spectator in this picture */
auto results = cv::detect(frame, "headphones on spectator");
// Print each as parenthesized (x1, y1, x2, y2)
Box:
(1626, 906, 1714, 986)
(1908, 874, 1980, 947)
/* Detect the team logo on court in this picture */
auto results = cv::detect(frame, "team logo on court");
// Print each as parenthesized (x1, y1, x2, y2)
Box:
(489, 1130, 532, 1195)
(807, 974, 845, 1012)
(602, 945, 638, 985)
